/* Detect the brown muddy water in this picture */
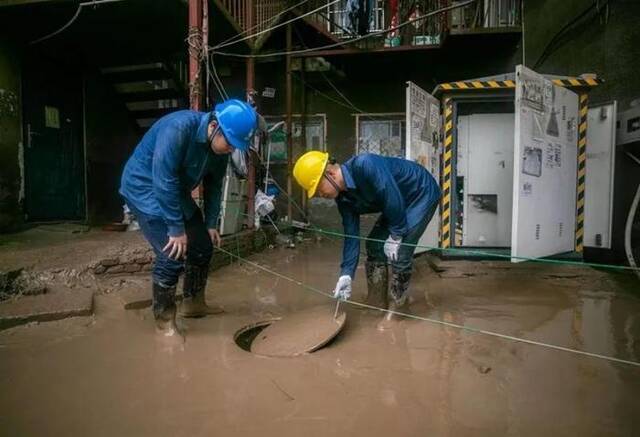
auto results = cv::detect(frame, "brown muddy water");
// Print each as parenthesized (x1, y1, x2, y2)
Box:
(1, 240, 639, 436)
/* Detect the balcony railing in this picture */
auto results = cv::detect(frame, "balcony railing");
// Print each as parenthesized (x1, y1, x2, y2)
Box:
(220, 0, 287, 34)
(300, 0, 521, 50)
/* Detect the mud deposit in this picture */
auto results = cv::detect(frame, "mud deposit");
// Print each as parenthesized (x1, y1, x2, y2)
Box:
(1, 240, 639, 436)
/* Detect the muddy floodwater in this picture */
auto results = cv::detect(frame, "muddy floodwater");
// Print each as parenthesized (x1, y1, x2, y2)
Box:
(1, 240, 639, 436)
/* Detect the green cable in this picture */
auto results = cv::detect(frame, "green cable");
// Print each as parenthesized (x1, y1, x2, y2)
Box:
(304, 225, 640, 273)
(250, 210, 638, 272)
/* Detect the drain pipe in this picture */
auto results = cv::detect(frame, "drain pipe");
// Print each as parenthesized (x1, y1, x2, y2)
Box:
(625, 152, 640, 280)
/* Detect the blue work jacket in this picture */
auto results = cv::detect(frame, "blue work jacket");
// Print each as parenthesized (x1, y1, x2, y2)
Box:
(336, 153, 441, 278)
(120, 110, 228, 237)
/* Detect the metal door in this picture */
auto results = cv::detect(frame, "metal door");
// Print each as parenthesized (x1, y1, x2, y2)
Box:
(406, 81, 440, 253)
(511, 66, 579, 261)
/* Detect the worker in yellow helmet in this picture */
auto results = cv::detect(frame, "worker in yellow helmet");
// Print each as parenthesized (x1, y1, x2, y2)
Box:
(293, 151, 441, 330)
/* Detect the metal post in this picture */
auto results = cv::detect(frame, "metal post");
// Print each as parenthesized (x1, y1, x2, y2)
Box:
(189, 0, 203, 202)
(188, 0, 203, 111)
(300, 56, 307, 216)
(286, 23, 293, 222)
(202, 0, 209, 108)
(246, 0, 256, 229)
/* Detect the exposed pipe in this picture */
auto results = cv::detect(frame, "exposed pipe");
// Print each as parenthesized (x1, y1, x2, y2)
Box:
(625, 152, 640, 280)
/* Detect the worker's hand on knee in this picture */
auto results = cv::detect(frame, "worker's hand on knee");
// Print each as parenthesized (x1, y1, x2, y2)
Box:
(208, 228, 222, 247)
(333, 275, 352, 301)
(163, 234, 188, 260)
(384, 235, 402, 262)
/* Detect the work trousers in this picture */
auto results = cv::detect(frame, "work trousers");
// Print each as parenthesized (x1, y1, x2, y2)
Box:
(127, 204, 213, 288)
(365, 202, 438, 274)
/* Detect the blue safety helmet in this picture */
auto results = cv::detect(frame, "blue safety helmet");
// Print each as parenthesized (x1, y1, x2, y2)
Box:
(214, 99, 258, 152)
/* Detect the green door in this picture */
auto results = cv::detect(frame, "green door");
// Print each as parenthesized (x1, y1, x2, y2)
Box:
(23, 55, 85, 221)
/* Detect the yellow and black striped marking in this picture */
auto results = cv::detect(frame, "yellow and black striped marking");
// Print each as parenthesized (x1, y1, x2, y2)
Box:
(441, 97, 454, 249)
(440, 80, 515, 91)
(552, 77, 601, 88)
(575, 93, 588, 252)
(436, 77, 602, 94)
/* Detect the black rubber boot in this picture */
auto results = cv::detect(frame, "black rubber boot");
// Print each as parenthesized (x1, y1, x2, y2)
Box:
(365, 261, 389, 310)
(179, 264, 223, 318)
(377, 271, 412, 331)
(153, 282, 183, 341)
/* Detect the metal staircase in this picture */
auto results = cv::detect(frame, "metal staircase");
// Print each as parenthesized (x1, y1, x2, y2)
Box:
(101, 61, 188, 132)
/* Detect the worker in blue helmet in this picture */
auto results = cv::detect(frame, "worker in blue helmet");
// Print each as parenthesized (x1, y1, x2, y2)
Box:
(120, 99, 258, 342)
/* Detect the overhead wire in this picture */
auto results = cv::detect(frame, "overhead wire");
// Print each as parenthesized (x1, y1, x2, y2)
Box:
(533, 0, 609, 69)
(292, 25, 373, 118)
(209, 55, 230, 100)
(211, 0, 477, 58)
(30, 0, 126, 45)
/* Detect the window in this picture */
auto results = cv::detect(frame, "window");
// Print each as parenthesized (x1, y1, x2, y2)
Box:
(355, 114, 405, 157)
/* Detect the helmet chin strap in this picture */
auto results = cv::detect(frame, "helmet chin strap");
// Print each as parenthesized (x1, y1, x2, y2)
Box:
(208, 125, 221, 150)
(323, 172, 341, 195)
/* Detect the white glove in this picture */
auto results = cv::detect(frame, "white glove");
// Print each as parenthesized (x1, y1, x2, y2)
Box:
(255, 189, 275, 217)
(333, 275, 352, 301)
(384, 235, 402, 262)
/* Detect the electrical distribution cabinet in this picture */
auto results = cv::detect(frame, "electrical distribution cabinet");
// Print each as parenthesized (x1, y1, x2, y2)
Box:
(410, 65, 604, 261)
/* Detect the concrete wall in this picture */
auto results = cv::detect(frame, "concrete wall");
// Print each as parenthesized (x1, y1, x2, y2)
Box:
(524, 0, 640, 262)
(0, 41, 23, 232)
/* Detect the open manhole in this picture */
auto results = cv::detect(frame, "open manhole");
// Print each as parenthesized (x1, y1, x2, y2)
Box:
(234, 305, 347, 357)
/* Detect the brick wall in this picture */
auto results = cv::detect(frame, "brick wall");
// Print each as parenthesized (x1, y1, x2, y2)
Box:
(91, 229, 276, 276)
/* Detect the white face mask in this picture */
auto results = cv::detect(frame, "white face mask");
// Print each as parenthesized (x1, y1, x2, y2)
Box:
(230, 148, 248, 178)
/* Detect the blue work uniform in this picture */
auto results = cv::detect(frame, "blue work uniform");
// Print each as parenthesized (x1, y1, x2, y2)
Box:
(120, 110, 228, 237)
(336, 153, 441, 278)
(120, 110, 229, 287)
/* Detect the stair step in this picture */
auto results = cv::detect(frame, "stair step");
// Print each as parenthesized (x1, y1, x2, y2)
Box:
(101, 63, 164, 74)
(104, 68, 174, 84)
(130, 107, 181, 120)
(120, 89, 185, 102)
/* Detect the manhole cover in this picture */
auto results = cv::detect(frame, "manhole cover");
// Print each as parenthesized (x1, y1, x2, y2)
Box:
(234, 304, 346, 357)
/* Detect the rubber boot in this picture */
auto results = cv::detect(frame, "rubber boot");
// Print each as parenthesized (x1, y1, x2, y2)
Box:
(365, 261, 388, 310)
(377, 271, 411, 332)
(153, 282, 184, 343)
(179, 264, 224, 318)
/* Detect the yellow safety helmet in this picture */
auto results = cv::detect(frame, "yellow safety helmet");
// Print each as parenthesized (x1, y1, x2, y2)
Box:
(293, 150, 329, 198)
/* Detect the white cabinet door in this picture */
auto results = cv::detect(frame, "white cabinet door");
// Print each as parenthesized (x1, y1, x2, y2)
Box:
(511, 66, 579, 261)
(406, 81, 441, 253)
(584, 102, 617, 248)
